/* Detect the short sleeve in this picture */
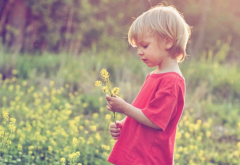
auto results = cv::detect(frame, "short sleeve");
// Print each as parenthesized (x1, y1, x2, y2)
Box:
(142, 89, 177, 131)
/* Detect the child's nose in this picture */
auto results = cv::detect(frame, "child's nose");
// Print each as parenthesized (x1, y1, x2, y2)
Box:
(138, 49, 144, 56)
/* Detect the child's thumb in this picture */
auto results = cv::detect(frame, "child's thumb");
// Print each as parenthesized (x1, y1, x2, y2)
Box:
(116, 121, 122, 129)
(106, 95, 112, 101)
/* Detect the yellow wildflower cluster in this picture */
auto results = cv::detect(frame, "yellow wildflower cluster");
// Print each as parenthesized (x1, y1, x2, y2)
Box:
(0, 111, 16, 155)
(1, 69, 239, 164)
(67, 151, 80, 165)
(95, 69, 120, 97)
(174, 109, 215, 164)
(60, 157, 66, 164)
(95, 68, 120, 123)
(1, 74, 112, 164)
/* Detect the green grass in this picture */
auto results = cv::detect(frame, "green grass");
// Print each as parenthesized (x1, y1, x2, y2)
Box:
(0, 50, 240, 164)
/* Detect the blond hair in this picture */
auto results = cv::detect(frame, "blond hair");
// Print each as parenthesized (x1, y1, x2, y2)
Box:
(128, 5, 191, 62)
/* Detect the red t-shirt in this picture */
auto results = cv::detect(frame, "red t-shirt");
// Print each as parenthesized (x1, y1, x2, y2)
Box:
(108, 72, 185, 165)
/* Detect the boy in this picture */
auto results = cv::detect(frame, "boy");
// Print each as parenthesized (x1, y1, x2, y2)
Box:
(106, 5, 191, 165)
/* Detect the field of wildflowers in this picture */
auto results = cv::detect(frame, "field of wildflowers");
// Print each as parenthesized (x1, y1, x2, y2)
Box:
(0, 50, 240, 164)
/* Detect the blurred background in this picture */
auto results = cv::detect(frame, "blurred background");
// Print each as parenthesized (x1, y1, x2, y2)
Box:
(0, 0, 240, 59)
(0, 0, 240, 164)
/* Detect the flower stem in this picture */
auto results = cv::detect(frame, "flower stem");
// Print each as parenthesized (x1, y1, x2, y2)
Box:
(110, 93, 118, 126)
(113, 112, 116, 123)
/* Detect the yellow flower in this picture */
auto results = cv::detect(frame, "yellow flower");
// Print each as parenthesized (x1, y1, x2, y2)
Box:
(9, 124, 16, 132)
(101, 144, 110, 150)
(93, 113, 99, 119)
(95, 133, 101, 141)
(6, 140, 12, 147)
(2, 111, 9, 121)
(48, 146, 53, 153)
(90, 125, 97, 132)
(82, 102, 88, 108)
(233, 150, 239, 157)
(2, 96, 7, 102)
(178, 146, 183, 152)
(197, 136, 202, 141)
(95, 81, 102, 87)
(60, 157, 66, 163)
(184, 132, 190, 139)
(198, 150, 204, 157)
(102, 86, 109, 93)
(99, 107, 104, 112)
(22, 81, 27, 86)
(65, 84, 69, 88)
(100, 69, 109, 79)
(237, 142, 240, 149)
(85, 119, 89, 124)
(68, 151, 80, 160)
(68, 154, 74, 159)
(79, 137, 85, 144)
(76, 151, 80, 157)
(206, 131, 211, 138)
(79, 125, 84, 131)
(73, 137, 78, 147)
(175, 153, 180, 160)
(8, 85, 14, 91)
(176, 131, 182, 139)
(112, 87, 120, 96)
(99, 97, 103, 102)
(18, 144, 22, 150)
(29, 146, 34, 150)
(105, 114, 111, 121)
(12, 69, 18, 75)
(196, 119, 202, 125)
(10, 118, 16, 124)
(11, 77, 17, 82)
(50, 80, 55, 87)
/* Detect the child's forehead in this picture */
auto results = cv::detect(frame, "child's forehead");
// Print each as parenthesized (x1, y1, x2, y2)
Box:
(129, 26, 159, 46)
(136, 34, 158, 44)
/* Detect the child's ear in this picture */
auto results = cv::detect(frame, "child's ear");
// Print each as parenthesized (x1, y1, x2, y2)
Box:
(164, 37, 173, 50)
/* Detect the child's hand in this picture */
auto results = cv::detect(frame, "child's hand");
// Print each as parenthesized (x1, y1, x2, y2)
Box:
(106, 95, 128, 114)
(109, 121, 122, 140)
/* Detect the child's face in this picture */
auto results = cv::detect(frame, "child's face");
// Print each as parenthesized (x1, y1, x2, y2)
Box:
(136, 34, 170, 68)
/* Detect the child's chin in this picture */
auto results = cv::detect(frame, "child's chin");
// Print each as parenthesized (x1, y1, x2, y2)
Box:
(146, 64, 155, 67)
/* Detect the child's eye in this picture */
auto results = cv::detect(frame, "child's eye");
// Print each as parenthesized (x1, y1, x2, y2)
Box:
(143, 45, 148, 48)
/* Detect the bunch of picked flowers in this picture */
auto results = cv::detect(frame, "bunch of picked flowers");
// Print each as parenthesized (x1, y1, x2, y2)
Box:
(95, 69, 120, 123)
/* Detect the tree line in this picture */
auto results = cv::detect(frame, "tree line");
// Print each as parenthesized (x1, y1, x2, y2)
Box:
(0, 0, 239, 61)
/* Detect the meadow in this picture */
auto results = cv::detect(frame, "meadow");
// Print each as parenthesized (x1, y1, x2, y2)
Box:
(0, 48, 240, 165)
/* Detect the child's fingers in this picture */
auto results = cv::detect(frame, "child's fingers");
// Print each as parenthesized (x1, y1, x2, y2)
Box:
(111, 132, 120, 137)
(109, 122, 121, 140)
(112, 136, 119, 140)
(111, 131, 121, 140)
(115, 121, 122, 129)
(107, 104, 112, 111)
(106, 95, 112, 101)
(110, 122, 119, 128)
(110, 127, 121, 133)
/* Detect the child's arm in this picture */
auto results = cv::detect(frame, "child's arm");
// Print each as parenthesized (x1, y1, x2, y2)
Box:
(106, 95, 161, 130)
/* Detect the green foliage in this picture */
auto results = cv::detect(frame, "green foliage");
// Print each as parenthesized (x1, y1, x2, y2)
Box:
(0, 46, 240, 164)
(21, 0, 144, 53)
(1, 0, 239, 60)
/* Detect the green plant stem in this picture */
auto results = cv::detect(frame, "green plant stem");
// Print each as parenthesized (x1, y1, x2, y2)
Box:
(110, 94, 117, 126)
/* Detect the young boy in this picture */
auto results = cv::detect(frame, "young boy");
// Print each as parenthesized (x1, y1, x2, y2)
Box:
(106, 5, 191, 165)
